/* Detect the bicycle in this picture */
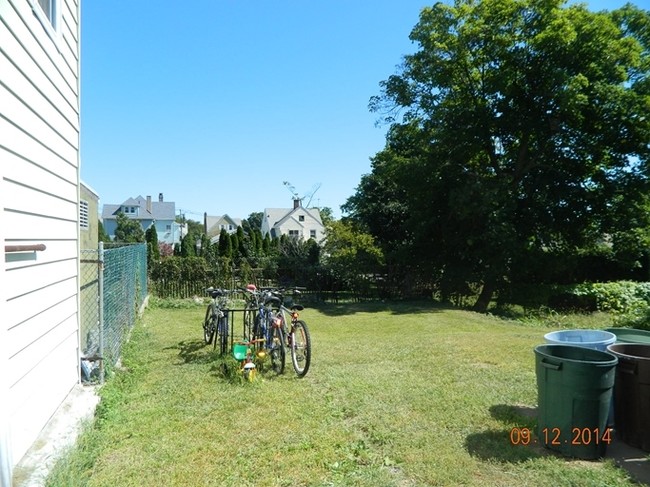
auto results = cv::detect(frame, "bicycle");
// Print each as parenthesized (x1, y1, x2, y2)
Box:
(203, 287, 230, 356)
(264, 287, 312, 378)
(241, 285, 285, 375)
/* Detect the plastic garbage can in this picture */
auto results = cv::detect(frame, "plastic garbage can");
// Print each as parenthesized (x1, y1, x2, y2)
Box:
(534, 344, 617, 459)
(605, 328, 650, 345)
(544, 330, 616, 351)
(606, 344, 650, 452)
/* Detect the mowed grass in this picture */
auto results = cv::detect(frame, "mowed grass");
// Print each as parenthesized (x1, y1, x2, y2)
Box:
(47, 301, 638, 486)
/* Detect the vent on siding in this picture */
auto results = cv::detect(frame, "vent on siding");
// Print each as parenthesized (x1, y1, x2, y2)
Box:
(80, 200, 89, 229)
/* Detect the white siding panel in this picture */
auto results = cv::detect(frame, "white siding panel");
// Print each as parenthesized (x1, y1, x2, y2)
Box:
(62, 0, 78, 44)
(0, 149, 76, 202)
(3, 210, 77, 241)
(5, 259, 77, 301)
(0, 9, 78, 128)
(59, 11, 79, 71)
(0, 119, 77, 183)
(7, 0, 79, 101)
(4, 278, 77, 331)
(7, 305, 77, 387)
(3, 179, 77, 222)
(7, 294, 77, 362)
(9, 331, 78, 464)
(64, 0, 79, 27)
(0, 83, 77, 163)
(0, 51, 78, 145)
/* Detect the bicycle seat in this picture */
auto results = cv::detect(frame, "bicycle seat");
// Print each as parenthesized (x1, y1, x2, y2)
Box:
(291, 305, 304, 311)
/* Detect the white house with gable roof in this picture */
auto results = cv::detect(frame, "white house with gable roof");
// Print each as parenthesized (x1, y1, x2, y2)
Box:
(261, 199, 325, 242)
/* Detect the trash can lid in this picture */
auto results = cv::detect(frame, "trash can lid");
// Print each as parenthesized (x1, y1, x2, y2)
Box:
(535, 344, 618, 365)
(607, 343, 650, 360)
(604, 327, 650, 344)
(544, 329, 616, 348)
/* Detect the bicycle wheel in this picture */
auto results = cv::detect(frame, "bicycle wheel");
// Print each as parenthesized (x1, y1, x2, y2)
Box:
(290, 320, 311, 377)
(203, 305, 215, 345)
(269, 324, 286, 375)
(215, 314, 229, 355)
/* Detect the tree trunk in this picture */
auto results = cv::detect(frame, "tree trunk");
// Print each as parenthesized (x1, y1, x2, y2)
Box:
(473, 279, 495, 313)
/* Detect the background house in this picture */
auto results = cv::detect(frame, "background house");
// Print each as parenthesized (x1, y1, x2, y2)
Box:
(261, 199, 325, 241)
(1, 0, 81, 480)
(102, 193, 181, 245)
(204, 213, 242, 243)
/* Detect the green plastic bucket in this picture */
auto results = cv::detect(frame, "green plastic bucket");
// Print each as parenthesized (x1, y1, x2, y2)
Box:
(534, 344, 617, 459)
(233, 343, 248, 361)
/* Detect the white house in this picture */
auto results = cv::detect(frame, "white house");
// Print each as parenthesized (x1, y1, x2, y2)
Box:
(1, 0, 81, 481)
(204, 213, 242, 243)
(261, 199, 325, 242)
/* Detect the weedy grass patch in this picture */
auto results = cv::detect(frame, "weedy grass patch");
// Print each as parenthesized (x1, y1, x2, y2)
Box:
(46, 301, 638, 486)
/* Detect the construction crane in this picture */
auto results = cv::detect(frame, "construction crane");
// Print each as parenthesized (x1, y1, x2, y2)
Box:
(282, 181, 321, 208)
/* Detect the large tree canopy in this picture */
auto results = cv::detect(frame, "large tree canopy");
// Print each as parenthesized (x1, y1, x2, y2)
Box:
(347, 0, 650, 311)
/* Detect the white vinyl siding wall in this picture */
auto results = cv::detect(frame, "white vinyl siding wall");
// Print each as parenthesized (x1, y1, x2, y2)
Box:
(0, 0, 80, 473)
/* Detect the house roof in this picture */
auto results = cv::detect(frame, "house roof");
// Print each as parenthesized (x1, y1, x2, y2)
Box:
(205, 214, 242, 236)
(101, 195, 176, 221)
(264, 206, 323, 229)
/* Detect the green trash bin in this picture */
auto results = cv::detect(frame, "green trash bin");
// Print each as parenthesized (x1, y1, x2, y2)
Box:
(534, 344, 618, 459)
(605, 327, 650, 345)
(606, 344, 650, 452)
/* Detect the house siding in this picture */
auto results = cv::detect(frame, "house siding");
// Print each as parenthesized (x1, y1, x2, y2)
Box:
(0, 0, 80, 475)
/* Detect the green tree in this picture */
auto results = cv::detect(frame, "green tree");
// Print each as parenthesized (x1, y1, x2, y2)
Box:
(230, 233, 240, 260)
(98, 220, 111, 243)
(322, 220, 384, 292)
(319, 207, 335, 226)
(236, 226, 248, 258)
(180, 232, 196, 257)
(145, 224, 160, 268)
(114, 211, 145, 243)
(262, 233, 271, 254)
(185, 219, 203, 236)
(245, 212, 264, 231)
(218, 229, 232, 258)
(355, 0, 650, 311)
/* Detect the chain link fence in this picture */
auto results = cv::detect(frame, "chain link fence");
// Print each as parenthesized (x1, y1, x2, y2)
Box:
(80, 242, 148, 382)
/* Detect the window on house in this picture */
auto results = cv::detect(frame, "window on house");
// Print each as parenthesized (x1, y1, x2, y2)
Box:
(310, 229, 316, 238)
(299, 215, 305, 222)
(38, 0, 55, 22)
(79, 200, 89, 230)
(288, 230, 300, 239)
(166, 224, 171, 231)
(30, 0, 59, 37)
(229, 225, 233, 231)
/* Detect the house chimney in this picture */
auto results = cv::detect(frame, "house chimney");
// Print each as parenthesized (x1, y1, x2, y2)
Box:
(146, 195, 152, 213)
(159, 193, 163, 202)
(293, 198, 300, 210)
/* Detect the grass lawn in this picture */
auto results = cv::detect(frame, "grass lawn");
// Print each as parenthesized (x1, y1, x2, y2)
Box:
(47, 301, 640, 486)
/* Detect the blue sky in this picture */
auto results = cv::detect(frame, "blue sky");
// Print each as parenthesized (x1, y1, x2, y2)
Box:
(80, 0, 636, 223)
